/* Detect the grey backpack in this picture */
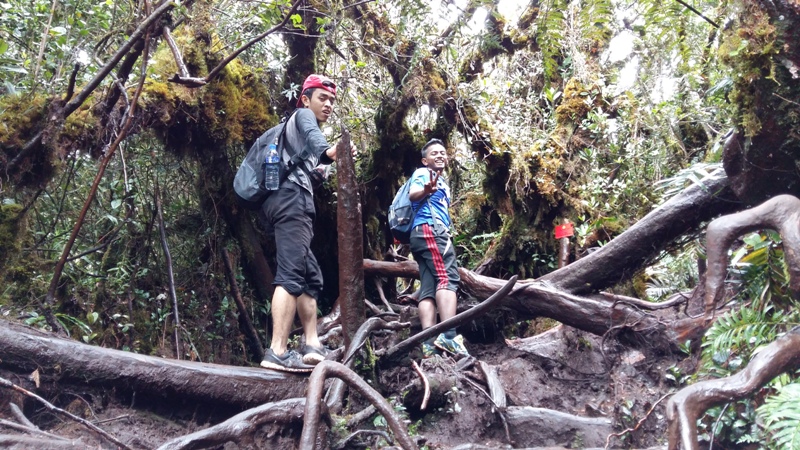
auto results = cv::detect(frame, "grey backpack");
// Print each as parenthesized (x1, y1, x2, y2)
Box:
(233, 111, 300, 209)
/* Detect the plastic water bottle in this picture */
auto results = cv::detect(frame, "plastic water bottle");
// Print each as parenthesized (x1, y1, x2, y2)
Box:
(264, 142, 280, 190)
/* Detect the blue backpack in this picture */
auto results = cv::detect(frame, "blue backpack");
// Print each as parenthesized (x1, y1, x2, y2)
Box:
(388, 178, 417, 244)
(389, 177, 436, 244)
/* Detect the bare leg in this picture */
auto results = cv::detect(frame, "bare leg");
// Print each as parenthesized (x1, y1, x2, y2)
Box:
(297, 293, 321, 347)
(269, 286, 296, 355)
(418, 298, 436, 329)
(435, 289, 457, 322)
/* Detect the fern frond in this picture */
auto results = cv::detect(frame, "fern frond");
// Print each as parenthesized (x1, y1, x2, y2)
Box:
(758, 382, 800, 450)
(701, 307, 786, 373)
(535, 0, 567, 83)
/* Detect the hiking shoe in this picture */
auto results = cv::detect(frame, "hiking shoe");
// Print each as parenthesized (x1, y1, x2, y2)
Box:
(300, 344, 330, 365)
(434, 333, 470, 357)
(421, 340, 440, 358)
(260, 349, 314, 373)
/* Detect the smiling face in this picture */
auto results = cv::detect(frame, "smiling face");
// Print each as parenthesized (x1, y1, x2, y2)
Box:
(301, 88, 336, 123)
(422, 143, 448, 172)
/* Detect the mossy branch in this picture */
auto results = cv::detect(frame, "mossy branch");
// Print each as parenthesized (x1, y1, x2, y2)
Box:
(10, 0, 180, 172)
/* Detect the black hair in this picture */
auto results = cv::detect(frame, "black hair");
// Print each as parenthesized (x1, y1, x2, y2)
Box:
(421, 138, 445, 158)
(301, 88, 316, 103)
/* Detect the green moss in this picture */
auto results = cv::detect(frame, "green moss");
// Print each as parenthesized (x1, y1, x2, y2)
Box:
(0, 94, 48, 149)
(138, 28, 277, 156)
(555, 79, 601, 124)
(718, 3, 778, 136)
(0, 203, 24, 278)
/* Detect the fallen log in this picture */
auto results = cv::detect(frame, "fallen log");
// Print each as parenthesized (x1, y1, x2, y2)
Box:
(538, 173, 740, 294)
(363, 261, 704, 349)
(0, 320, 305, 409)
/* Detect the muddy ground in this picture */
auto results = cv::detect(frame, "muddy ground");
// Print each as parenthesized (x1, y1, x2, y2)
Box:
(0, 324, 682, 449)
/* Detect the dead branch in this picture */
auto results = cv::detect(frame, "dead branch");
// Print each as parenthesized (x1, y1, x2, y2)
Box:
(301, 361, 416, 450)
(156, 398, 306, 450)
(201, 0, 303, 84)
(162, 26, 190, 79)
(334, 429, 393, 450)
(411, 361, 431, 410)
(703, 194, 800, 319)
(373, 278, 396, 313)
(666, 326, 800, 450)
(346, 405, 377, 428)
(154, 181, 181, 358)
(0, 376, 132, 449)
(382, 276, 518, 364)
(326, 316, 410, 413)
(8, 0, 178, 174)
(0, 418, 67, 441)
(537, 174, 739, 294)
(64, 63, 80, 102)
(478, 361, 506, 409)
(605, 393, 669, 449)
(44, 29, 153, 327)
(221, 247, 264, 361)
(600, 291, 688, 311)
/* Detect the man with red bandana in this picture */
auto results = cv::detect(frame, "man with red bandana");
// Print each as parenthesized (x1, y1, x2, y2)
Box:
(408, 139, 470, 358)
(259, 74, 343, 372)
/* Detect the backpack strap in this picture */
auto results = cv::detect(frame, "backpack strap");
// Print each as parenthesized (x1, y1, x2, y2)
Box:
(276, 110, 315, 187)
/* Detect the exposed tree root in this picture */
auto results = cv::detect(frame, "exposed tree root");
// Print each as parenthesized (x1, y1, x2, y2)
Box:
(664, 196, 800, 449)
(325, 316, 410, 413)
(9, 403, 37, 429)
(411, 360, 431, 410)
(381, 276, 518, 365)
(0, 435, 83, 448)
(365, 260, 704, 350)
(301, 361, 416, 450)
(0, 376, 131, 449)
(703, 194, 800, 318)
(0, 320, 305, 409)
(666, 326, 800, 450)
(156, 398, 307, 450)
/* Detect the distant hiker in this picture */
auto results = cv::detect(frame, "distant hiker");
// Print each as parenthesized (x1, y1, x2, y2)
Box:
(408, 138, 470, 358)
(258, 74, 348, 372)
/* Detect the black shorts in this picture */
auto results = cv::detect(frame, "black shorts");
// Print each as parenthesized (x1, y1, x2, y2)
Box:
(260, 182, 323, 299)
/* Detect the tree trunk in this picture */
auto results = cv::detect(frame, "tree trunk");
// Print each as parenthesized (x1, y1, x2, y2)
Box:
(336, 130, 365, 347)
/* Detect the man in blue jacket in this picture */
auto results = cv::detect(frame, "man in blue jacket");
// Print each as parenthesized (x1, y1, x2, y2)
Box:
(259, 74, 342, 372)
(408, 139, 470, 358)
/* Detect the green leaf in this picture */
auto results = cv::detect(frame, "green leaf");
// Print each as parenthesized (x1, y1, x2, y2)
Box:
(111, 199, 122, 210)
(0, 40, 7, 55)
(290, 14, 302, 26)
